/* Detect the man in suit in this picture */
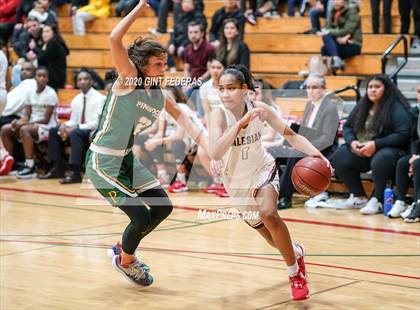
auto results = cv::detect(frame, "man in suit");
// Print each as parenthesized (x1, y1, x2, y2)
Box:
(267, 73, 340, 209)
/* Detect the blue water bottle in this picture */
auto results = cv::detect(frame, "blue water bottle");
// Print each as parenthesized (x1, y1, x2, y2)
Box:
(383, 181, 394, 216)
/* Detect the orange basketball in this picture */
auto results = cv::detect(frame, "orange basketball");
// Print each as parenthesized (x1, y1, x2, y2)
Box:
(291, 157, 331, 197)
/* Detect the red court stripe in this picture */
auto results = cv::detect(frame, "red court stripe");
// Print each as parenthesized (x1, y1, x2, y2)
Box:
(1, 239, 419, 280)
(1, 186, 419, 236)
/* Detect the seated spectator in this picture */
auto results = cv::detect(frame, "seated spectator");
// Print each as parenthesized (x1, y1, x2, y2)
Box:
(370, 0, 392, 34)
(200, 58, 224, 124)
(1, 67, 58, 179)
(72, 0, 110, 35)
(0, 61, 36, 176)
(28, 0, 57, 25)
(266, 74, 340, 209)
(0, 0, 19, 44)
(183, 21, 215, 82)
(308, 0, 331, 33)
(39, 70, 105, 183)
(32, 24, 69, 90)
(389, 84, 420, 221)
(39, 0, 57, 25)
(288, 0, 304, 16)
(319, 0, 362, 70)
(216, 18, 250, 69)
(209, 0, 245, 47)
(168, 0, 207, 65)
(12, 16, 43, 59)
(15, 0, 37, 25)
(149, 0, 203, 35)
(0, 39, 6, 110)
(331, 75, 411, 215)
(134, 87, 200, 190)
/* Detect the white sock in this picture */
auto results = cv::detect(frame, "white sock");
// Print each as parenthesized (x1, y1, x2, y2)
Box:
(25, 159, 35, 168)
(0, 149, 9, 161)
(287, 261, 299, 277)
(292, 242, 303, 258)
(177, 172, 186, 184)
(213, 176, 222, 184)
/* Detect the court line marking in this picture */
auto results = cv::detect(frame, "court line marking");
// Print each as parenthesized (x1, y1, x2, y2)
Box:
(256, 280, 362, 309)
(1, 239, 419, 281)
(1, 187, 419, 237)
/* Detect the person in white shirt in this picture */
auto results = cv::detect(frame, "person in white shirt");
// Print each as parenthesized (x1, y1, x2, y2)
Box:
(0, 44, 7, 111)
(0, 67, 58, 179)
(0, 61, 36, 176)
(39, 70, 106, 184)
(200, 58, 224, 125)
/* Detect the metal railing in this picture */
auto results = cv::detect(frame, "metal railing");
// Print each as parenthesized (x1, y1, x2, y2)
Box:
(334, 83, 361, 102)
(381, 35, 409, 85)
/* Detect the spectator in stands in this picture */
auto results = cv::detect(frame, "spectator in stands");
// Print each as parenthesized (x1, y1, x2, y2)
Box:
(183, 21, 215, 82)
(168, 0, 207, 65)
(209, 0, 245, 47)
(388, 84, 420, 222)
(331, 75, 411, 215)
(288, 0, 304, 16)
(398, 0, 420, 48)
(15, 0, 37, 24)
(0, 61, 36, 131)
(0, 0, 19, 44)
(308, 0, 332, 33)
(72, 0, 110, 35)
(28, 0, 57, 25)
(0, 39, 6, 110)
(200, 58, 224, 125)
(370, 0, 392, 34)
(11, 59, 36, 87)
(12, 16, 43, 59)
(115, 0, 139, 17)
(387, 88, 420, 218)
(267, 74, 340, 209)
(319, 0, 362, 70)
(31, 24, 69, 90)
(39, 70, 105, 183)
(1, 67, 58, 179)
(216, 19, 250, 69)
(134, 86, 200, 190)
(149, 0, 203, 35)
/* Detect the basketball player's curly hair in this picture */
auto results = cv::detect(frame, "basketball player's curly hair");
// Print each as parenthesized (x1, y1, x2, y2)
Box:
(127, 37, 167, 75)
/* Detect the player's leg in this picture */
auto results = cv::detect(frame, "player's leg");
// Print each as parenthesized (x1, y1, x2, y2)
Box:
(17, 124, 39, 178)
(255, 184, 309, 300)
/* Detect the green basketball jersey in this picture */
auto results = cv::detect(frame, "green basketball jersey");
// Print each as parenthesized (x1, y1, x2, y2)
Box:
(92, 86, 164, 151)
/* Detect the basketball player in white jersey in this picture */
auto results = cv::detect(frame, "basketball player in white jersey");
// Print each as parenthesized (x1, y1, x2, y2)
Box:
(208, 65, 331, 301)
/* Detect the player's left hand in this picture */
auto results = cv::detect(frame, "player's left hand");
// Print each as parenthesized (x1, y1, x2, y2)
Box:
(359, 141, 376, 157)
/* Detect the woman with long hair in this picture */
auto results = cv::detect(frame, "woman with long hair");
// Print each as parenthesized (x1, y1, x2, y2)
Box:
(208, 64, 331, 301)
(331, 74, 412, 214)
(216, 18, 250, 69)
(33, 23, 69, 89)
(85, 0, 207, 286)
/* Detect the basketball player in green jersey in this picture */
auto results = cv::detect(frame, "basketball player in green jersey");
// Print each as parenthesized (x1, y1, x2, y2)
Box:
(85, 0, 207, 286)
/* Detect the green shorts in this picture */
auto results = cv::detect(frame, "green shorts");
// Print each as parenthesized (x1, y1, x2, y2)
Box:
(85, 149, 160, 207)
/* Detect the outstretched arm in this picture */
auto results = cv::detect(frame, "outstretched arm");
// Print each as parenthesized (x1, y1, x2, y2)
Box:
(109, 0, 149, 79)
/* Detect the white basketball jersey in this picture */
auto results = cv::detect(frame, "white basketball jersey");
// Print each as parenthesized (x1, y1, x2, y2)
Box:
(221, 101, 275, 191)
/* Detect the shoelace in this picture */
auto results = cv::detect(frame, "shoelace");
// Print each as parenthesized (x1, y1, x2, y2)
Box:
(289, 275, 306, 288)
(127, 260, 146, 280)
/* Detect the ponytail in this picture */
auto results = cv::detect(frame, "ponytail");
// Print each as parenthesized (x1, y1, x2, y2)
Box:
(222, 64, 255, 91)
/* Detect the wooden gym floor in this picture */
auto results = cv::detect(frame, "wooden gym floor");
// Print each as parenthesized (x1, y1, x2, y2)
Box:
(0, 178, 419, 309)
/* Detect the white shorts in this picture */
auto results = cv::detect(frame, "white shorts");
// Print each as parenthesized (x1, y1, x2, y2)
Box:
(224, 164, 279, 228)
(37, 124, 51, 143)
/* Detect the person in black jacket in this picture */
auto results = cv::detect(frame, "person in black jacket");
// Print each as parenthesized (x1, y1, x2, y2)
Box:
(215, 18, 249, 69)
(32, 23, 69, 89)
(168, 0, 206, 59)
(12, 16, 43, 59)
(209, 0, 245, 47)
(331, 75, 411, 215)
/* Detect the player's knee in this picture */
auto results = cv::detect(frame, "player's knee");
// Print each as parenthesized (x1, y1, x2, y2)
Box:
(259, 209, 278, 225)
